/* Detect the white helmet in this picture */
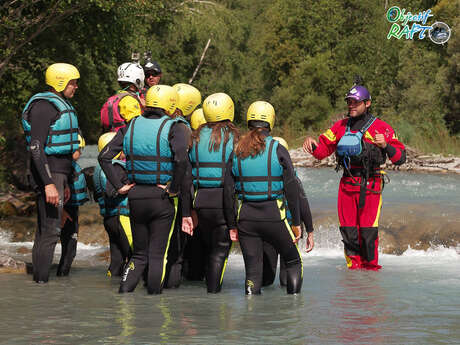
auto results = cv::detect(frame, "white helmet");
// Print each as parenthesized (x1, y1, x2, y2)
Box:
(117, 62, 145, 90)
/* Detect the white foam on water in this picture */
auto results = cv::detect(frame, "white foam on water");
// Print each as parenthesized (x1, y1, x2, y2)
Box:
(399, 244, 460, 258)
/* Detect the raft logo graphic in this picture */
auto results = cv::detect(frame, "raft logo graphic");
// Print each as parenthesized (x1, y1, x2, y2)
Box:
(386, 6, 451, 44)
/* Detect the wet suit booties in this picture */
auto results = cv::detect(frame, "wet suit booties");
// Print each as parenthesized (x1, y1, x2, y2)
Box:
(312, 112, 406, 270)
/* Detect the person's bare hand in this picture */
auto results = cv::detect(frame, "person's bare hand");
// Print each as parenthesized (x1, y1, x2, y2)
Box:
(182, 216, 194, 235)
(117, 183, 135, 195)
(303, 137, 318, 154)
(45, 184, 60, 207)
(374, 130, 387, 149)
(229, 228, 238, 241)
(305, 232, 314, 253)
(291, 225, 301, 243)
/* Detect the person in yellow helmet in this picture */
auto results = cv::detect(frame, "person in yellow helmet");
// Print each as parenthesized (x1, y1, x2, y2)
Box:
(21, 63, 81, 283)
(58, 133, 89, 276)
(98, 85, 193, 294)
(164, 83, 202, 287)
(223, 101, 303, 295)
(172, 83, 202, 120)
(93, 132, 133, 277)
(188, 92, 240, 293)
(261, 137, 315, 287)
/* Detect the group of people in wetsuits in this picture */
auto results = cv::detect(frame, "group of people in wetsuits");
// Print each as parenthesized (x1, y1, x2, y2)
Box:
(22, 61, 406, 294)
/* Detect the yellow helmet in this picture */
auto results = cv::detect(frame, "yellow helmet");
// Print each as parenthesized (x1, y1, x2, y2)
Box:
(272, 137, 288, 150)
(190, 108, 206, 130)
(98, 132, 122, 159)
(173, 83, 202, 116)
(202, 93, 234, 123)
(145, 85, 178, 115)
(78, 134, 86, 150)
(45, 63, 80, 92)
(98, 132, 116, 152)
(246, 101, 275, 130)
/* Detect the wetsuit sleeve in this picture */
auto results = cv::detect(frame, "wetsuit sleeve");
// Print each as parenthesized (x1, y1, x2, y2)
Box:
(312, 120, 345, 160)
(296, 176, 314, 233)
(277, 145, 300, 227)
(105, 163, 129, 197)
(178, 125, 192, 217)
(180, 159, 193, 217)
(98, 128, 126, 191)
(384, 134, 406, 165)
(371, 120, 406, 166)
(29, 100, 58, 186)
(168, 122, 190, 196)
(223, 152, 237, 229)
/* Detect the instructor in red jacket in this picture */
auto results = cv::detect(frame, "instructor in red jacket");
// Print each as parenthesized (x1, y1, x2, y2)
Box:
(303, 82, 405, 270)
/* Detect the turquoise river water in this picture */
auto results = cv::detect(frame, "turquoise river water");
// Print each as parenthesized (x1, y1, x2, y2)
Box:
(0, 146, 459, 344)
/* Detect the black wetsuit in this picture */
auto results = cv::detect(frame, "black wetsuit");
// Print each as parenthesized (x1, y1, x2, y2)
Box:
(57, 205, 79, 276)
(191, 158, 235, 293)
(224, 133, 303, 295)
(262, 176, 314, 287)
(27, 99, 73, 283)
(103, 163, 132, 276)
(98, 108, 191, 294)
(163, 120, 193, 289)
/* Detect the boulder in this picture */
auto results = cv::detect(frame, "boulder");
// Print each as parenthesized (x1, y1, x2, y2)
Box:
(0, 254, 26, 273)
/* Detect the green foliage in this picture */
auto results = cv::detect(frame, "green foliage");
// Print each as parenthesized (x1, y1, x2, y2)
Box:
(0, 0, 459, 190)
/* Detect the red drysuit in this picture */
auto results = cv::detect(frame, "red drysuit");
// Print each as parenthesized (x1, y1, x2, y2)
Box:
(312, 113, 405, 270)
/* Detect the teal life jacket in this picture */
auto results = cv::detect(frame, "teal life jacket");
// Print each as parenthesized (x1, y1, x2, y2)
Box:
(123, 115, 188, 185)
(22, 92, 79, 155)
(69, 161, 88, 206)
(189, 127, 234, 188)
(336, 115, 376, 160)
(93, 162, 129, 217)
(233, 136, 283, 201)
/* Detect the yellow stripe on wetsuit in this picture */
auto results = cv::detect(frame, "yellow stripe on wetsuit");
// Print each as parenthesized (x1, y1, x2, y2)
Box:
(277, 199, 303, 278)
(119, 215, 133, 250)
(219, 242, 233, 284)
(161, 196, 179, 284)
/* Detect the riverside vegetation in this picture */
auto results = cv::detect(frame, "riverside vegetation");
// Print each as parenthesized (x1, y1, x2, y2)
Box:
(0, 0, 459, 192)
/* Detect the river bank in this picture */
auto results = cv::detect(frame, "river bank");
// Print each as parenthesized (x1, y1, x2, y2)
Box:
(290, 146, 460, 174)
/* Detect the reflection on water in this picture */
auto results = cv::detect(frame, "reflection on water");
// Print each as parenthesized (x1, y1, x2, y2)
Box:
(331, 271, 390, 345)
(1, 253, 459, 345)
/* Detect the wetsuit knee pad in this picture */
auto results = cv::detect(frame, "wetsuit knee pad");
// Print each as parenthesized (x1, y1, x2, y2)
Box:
(359, 227, 378, 262)
(339, 226, 360, 256)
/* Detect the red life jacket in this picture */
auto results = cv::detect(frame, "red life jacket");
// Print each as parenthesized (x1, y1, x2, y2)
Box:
(100, 92, 130, 132)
